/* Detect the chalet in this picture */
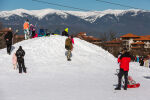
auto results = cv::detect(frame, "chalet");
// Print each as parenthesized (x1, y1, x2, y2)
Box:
(120, 33, 140, 50)
(76, 32, 102, 46)
(133, 36, 150, 49)
(103, 39, 122, 56)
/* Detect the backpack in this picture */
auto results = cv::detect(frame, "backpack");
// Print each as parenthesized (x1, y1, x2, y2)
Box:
(65, 38, 71, 50)
(16, 49, 24, 58)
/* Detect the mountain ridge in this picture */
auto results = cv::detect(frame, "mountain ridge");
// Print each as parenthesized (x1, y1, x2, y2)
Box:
(0, 8, 150, 37)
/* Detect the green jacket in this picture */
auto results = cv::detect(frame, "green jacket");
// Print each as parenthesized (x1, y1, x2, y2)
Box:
(65, 38, 72, 50)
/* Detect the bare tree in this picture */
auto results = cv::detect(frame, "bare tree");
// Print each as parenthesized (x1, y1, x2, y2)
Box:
(108, 30, 118, 41)
(99, 32, 109, 42)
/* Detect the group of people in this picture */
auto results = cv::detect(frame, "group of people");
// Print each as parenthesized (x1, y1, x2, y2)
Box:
(132, 55, 150, 68)
(116, 48, 150, 90)
(4, 19, 75, 73)
(139, 56, 150, 68)
(23, 19, 36, 39)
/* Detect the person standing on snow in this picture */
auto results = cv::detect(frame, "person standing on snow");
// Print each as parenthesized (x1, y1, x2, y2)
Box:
(62, 28, 69, 36)
(148, 54, 150, 68)
(115, 48, 131, 90)
(30, 24, 36, 38)
(65, 35, 73, 61)
(23, 19, 30, 39)
(12, 53, 17, 69)
(4, 27, 13, 55)
(16, 46, 26, 73)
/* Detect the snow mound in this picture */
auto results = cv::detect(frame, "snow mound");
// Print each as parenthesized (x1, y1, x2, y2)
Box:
(0, 35, 150, 100)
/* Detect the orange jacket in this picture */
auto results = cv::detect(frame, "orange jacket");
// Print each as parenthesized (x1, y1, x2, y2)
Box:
(23, 22, 29, 29)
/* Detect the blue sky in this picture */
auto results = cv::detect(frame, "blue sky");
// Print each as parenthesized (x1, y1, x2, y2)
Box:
(0, 0, 150, 11)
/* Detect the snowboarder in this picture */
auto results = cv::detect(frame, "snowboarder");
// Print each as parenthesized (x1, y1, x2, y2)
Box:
(23, 19, 30, 40)
(12, 53, 17, 69)
(115, 48, 131, 90)
(4, 27, 13, 55)
(65, 35, 73, 61)
(16, 46, 26, 73)
(62, 28, 69, 36)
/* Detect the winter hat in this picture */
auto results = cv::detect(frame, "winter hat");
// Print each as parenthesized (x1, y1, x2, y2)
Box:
(19, 46, 22, 49)
(65, 28, 68, 33)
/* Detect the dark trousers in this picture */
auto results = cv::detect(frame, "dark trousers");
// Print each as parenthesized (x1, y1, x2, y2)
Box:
(32, 31, 35, 38)
(17, 58, 26, 73)
(7, 43, 12, 54)
(118, 68, 128, 88)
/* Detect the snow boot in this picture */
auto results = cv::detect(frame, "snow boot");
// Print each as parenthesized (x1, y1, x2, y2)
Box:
(115, 87, 121, 90)
(124, 87, 127, 90)
(67, 58, 71, 61)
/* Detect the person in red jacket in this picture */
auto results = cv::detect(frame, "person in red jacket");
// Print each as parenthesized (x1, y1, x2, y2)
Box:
(115, 48, 131, 90)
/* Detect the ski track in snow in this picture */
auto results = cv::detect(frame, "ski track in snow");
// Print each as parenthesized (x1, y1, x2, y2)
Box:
(0, 35, 150, 100)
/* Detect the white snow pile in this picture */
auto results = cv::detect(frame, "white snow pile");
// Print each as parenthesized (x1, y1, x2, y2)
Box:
(0, 35, 150, 100)
(0, 8, 146, 22)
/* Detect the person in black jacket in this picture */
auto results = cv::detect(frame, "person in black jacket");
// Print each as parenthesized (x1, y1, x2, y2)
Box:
(16, 46, 26, 73)
(4, 28, 13, 55)
(62, 28, 69, 36)
(62, 30, 68, 36)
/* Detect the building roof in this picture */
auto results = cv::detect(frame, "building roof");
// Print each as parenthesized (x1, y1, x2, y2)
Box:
(15, 35, 24, 38)
(120, 33, 140, 38)
(131, 42, 145, 45)
(76, 32, 101, 41)
(143, 35, 150, 38)
(134, 37, 150, 41)
(131, 47, 142, 49)
(76, 32, 86, 37)
(105, 44, 121, 47)
(105, 40, 122, 44)
(0, 28, 10, 33)
(83, 36, 101, 41)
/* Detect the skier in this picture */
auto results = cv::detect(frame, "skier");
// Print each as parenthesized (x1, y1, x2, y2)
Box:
(12, 53, 17, 69)
(16, 46, 26, 73)
(4, 27, 13, 55)
(115, 48, 131, 90)
(23, 19, 30, 39)
(65, 35, 73, 61)
(62, 28, 69, 36)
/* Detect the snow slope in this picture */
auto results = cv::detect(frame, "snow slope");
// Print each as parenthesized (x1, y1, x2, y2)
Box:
(0, 8, 145, 22)
(0, 35, 150, 100)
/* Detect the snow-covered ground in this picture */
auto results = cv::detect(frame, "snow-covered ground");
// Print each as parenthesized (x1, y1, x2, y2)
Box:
(0, 35, 150, 100)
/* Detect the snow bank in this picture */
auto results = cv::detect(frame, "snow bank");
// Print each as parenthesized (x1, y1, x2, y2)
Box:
(0, 36, 150, 100)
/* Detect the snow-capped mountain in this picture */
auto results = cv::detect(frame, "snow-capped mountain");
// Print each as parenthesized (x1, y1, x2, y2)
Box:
(0, 8, 150, 36)
(0, 8, 144, 23)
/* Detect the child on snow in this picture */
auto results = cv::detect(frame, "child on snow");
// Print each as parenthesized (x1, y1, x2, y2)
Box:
(12, 53, 17, 69)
